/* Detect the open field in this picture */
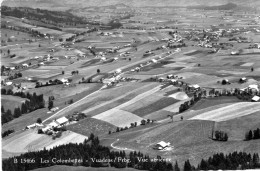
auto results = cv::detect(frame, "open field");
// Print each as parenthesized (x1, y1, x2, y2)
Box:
(2, 129, 88, 157)
(190, 96, 243, 111)
(92, 109, 144, 128)
(189, 102, 260, 122)
(1, 95, 28, 112)
(67, 118, 117, 137)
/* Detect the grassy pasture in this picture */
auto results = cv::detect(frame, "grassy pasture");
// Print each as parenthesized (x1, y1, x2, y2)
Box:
(67, 118, 117, 137)
(132, 97, 179, 117)
(1, 95, 28, 113)
(190, 96, 243, 111)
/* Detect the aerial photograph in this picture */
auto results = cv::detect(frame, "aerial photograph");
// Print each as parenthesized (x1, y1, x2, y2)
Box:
(1, 0, 260, 170)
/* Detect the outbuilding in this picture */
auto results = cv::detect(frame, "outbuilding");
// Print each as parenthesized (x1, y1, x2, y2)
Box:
(153, 141, 171, 150)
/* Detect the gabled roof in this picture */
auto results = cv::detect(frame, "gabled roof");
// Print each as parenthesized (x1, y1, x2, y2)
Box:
(189, 84, 200, 89)
(249, 85, 259, 91)
(252, 96, 260, 102)
(156, 141, 170, 148)
(49, 121, 59, 127)
(56, 117, 69, 125)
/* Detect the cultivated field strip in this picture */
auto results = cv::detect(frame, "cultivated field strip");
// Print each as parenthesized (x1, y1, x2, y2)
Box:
(189, 102, 260, 122)
(92, 109, 144, 128)
(81, 83, 158, 114)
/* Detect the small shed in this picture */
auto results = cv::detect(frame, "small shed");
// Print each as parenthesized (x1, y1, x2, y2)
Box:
(154, 141, 171, 150)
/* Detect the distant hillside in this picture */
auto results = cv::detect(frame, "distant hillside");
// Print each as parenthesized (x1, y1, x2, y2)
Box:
(2, 0, 260, 9)
(188, 3, 238, 10)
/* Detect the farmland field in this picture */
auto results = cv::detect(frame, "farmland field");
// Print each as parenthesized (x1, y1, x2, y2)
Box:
(1, 95, 28, 112)
(2, 129, 88, 158)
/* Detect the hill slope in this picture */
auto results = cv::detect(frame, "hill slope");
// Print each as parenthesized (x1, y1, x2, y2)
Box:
(2, 0, 260, 8)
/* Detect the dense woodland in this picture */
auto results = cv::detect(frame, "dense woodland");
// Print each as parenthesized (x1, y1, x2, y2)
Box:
(2, 134, 260, 171)
(1, 89, 45, 124)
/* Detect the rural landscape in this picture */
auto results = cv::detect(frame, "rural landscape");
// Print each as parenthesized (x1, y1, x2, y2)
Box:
(1, 0, 260, 170)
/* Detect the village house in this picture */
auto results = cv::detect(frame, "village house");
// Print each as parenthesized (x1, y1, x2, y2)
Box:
(153, 141, 171, 150)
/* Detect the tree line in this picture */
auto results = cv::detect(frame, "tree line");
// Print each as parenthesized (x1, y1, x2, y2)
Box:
(197, 152, 260, 170)
(1, 90, 45, 124)
(245, 128, 260, 141)
(179, 92, 202, 113)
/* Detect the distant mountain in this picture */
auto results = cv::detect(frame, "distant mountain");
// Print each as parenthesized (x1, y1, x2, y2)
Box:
(2, 0, 260, 9)
(188, 3, 238, 10)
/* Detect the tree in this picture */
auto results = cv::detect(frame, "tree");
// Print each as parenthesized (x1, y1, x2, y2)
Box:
(36, 118, 42, 124)
(116, 127, 120, 132)
(1, 105, 5, 113)
(1, 89, 7, 95)
(89, 133, 95, 141)
(13, 107, 21, 118)
(21, 103, 27, 114)
(174, 161, 180, 171)
(48, 100, 54, 110)
(224, 133, 228, 141)
(97, 69, 100, 74)
(184, 160, 192, 171)
(249, 130, 253, 140)
(7, 49, 10, 55)
(168, 115, 173, 122)
(68, 99, 73, 104)
(141, 119, 146, 125)
(62, 71, 65, 74)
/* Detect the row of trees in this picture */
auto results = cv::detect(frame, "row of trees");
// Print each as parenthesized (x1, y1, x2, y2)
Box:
(197, 152, 260, 170)
(213, 130, 229, 141)
(245, 128, 260, 141)
(2, 133, 260, 171)
(110, 119, 154, 134)
(2, 129, 15, 138)
(179, 92, 202, 113)
(1, 90, 45, 124)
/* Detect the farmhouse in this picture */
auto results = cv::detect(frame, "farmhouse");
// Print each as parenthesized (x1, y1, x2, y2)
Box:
(49, 121, 59, 128)
(189, 84, 200, 91)
(252, 96, 260, 102)
(5, 82, 13, 86)
(25, 123, 43, 129)
(151, 59, 158, 63)
(239, 77, 247, 83)
(22, 63, 29, 68)
(153, 141, 171, 150)
(42, 126, 52, 133)
(51, 107, 59, 112)
(60, 78, 69, 84)
(248, 84, 259, 92)
(56, 117, 69, 126)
